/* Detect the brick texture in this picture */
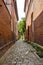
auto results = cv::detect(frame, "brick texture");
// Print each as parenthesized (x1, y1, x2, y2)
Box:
(0, 0, 12, 47)
(25, 0, 43, 45)
(0, 0, 18, 47)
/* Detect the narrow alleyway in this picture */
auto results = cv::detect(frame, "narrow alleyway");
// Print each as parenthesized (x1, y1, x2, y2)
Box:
(0, 40, 43, 65)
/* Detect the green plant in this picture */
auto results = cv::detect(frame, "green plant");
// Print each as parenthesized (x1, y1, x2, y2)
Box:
(18, 18, 26, 39)
(31, 43, 43, 58)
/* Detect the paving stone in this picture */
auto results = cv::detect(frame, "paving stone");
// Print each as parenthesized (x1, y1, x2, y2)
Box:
(28, 61, 35, 65)
(0, 40, 43, 65)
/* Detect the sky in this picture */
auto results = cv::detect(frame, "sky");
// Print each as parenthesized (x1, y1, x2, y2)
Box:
(16, 0, 25, 21)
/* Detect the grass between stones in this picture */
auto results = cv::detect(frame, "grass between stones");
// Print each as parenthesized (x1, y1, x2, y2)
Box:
(30, 42, 43, 58)
(23, 40, 43, 58)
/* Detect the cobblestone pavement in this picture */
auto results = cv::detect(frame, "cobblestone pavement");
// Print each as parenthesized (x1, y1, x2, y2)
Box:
(0, 40, 43, 65)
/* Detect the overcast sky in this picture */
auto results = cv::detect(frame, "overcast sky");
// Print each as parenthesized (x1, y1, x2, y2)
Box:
(16, 0, 25, 21)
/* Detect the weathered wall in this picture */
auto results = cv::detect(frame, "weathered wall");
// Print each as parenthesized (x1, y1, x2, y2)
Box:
(33, 0, 43, 21)
(33, 0, 43, 45)
(26, 1, 33, 41)
(4, 0, 18, 40)
(11, 0, 18, 40)
(25, 0, 43, 45)
(0, 0, 12, 47)
(34, 12, 43, 45)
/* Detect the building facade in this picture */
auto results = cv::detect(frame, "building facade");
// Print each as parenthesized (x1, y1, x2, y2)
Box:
(24, 0, 43, 45)
(0, 0, 18, 48)
(5, 0, 18, 40)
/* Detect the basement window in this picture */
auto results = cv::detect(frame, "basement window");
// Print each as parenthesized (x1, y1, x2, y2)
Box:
(0, 4, 2, 7)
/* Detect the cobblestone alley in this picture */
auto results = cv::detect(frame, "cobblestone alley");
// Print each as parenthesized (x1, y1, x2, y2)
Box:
(0, 40, 43, 65)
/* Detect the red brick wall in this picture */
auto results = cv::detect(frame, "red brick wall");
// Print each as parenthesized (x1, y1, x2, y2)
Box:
(26, 1, 33, 41)
(34, 11, 43, 45)
(5, 0, 18, 40)
(25, 0, 43, 45)
(0, 0, 12, 47)
(11, 0, 18, 40)
(33, 0, 43, 45)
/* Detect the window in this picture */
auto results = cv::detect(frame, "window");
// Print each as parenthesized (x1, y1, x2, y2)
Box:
(0, 4, 2, 7)
(4, 0, 11, 14)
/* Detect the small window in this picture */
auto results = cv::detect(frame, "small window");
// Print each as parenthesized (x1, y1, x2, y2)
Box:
(0, 4, 2, 7)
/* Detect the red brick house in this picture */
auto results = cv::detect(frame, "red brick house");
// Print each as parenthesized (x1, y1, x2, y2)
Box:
(24, 0, 43, 45)
(0, 0, 18, 48)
